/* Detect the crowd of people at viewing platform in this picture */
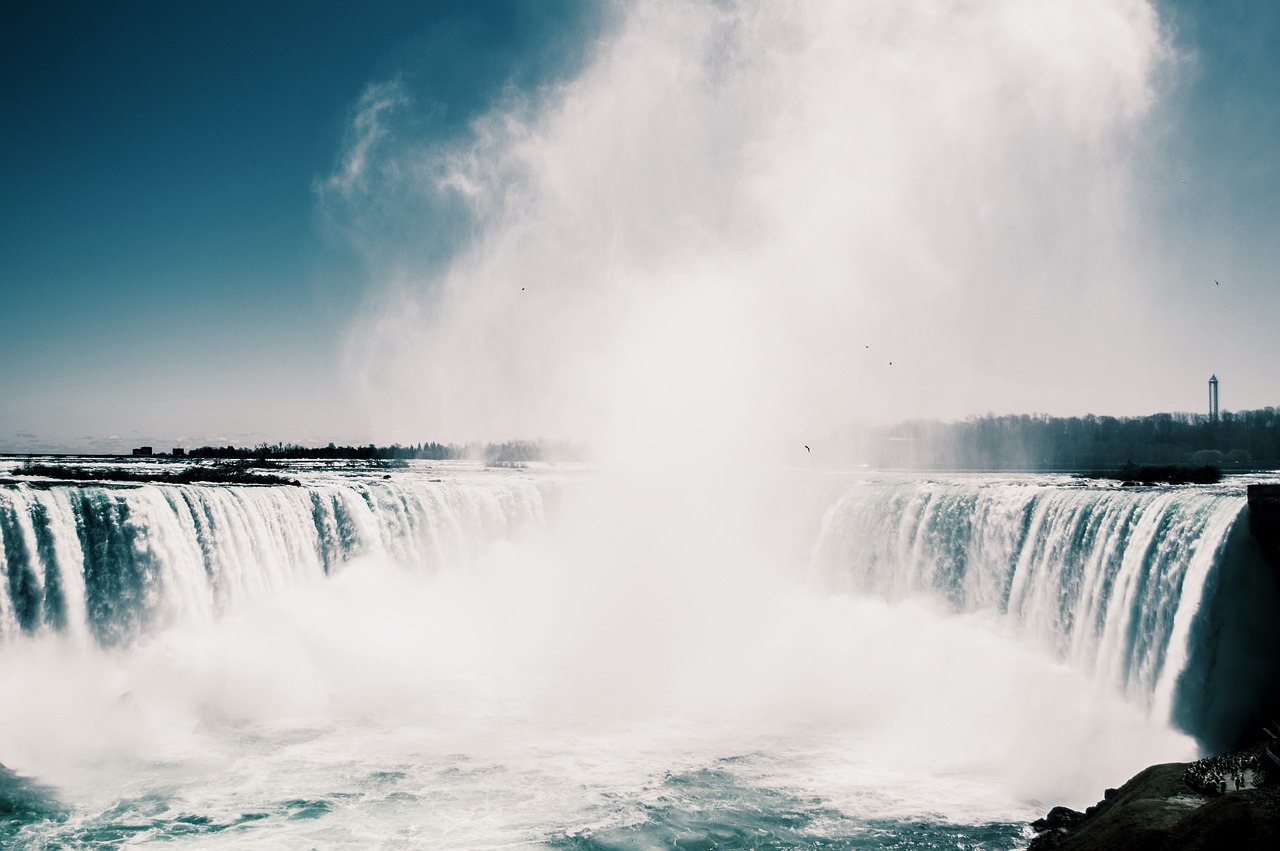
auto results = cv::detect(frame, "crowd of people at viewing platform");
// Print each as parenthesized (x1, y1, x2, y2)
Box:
(1184, 752, 1265, 795)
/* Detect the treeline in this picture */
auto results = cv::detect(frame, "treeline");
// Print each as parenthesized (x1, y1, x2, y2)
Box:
(853, 408, 1280, 470)
(186, 440, 583, 465)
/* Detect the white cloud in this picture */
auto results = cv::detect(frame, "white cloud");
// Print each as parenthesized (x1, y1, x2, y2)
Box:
(320, 79, 411, 200)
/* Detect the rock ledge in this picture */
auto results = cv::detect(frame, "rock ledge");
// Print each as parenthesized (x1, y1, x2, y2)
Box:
(1030, 752, 1280, 851)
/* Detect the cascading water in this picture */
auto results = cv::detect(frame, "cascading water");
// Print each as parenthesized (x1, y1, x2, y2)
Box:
(807, 477, 1251, 737)
(2, 463, 1275, 848)
(0, 468, 546, 647)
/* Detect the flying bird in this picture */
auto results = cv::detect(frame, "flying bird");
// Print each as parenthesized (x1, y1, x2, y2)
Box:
(1214, 280, 1220, 287)
(804, 445, 811, 453)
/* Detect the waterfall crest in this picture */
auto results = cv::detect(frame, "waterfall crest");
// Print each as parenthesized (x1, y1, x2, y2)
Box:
(808, 478, 1258, 742)
(0, 473, 545, 646)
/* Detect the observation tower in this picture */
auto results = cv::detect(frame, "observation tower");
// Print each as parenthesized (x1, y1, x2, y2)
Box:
(1209, 375, 1219, 422)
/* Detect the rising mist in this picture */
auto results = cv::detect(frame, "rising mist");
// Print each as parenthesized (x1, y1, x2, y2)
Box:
(327, 0, 1171, 460)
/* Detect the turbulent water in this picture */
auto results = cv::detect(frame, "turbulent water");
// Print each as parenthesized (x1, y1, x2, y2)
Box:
(2, 461, 1277, 848)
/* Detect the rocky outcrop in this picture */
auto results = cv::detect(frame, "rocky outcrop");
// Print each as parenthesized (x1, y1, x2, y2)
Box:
(1248, 484, 1280, 569)
(1031, 806, 1086, 833)
(1029, 752, 1280, 851)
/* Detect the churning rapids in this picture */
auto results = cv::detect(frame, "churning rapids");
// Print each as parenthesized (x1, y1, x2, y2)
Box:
(2, 460, 1279, 848)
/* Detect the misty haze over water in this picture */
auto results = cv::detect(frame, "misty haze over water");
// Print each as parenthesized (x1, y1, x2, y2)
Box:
(4, 1, 1280, 848)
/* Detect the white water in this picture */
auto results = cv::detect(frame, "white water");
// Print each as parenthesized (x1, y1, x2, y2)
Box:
(809, 477, 1247, 719)
(0, 465, 1232, 847)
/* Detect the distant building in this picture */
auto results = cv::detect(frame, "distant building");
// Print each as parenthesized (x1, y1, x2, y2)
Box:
(132, 446, 153, 457)
(172, 447, 186, 457)
(1209, 375, 1220, 422)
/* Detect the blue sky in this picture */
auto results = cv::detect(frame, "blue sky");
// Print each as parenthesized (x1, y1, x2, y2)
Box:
(1, 0, 1277, 453)
(1154, 0, 1280, 274)
(1, 0, 599, 451)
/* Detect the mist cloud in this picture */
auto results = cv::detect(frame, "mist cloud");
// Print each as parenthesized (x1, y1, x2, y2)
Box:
(331, 0, 1171, 458)
(320, 79, 411, 200)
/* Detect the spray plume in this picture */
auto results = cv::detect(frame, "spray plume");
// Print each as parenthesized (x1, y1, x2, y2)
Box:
(328, 0, 1169, 462)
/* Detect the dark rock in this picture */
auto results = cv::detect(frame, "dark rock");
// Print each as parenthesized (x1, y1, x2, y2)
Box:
(1028, 756, 1280, 851)
(1248, 484, 1280, 569)
(1084, 464, 1221, 485)
(1032, 806, 1086, 832)
(1028, 763, 1200, 851)
(1166, 786, 1280, 849)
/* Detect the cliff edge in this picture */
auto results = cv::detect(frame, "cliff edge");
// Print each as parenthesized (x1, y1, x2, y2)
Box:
(1029, 751, 1280, 851)
(1248, 484, 1280, 569)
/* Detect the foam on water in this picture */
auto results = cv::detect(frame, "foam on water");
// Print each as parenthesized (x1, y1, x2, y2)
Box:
(1, 466, 1221, 847)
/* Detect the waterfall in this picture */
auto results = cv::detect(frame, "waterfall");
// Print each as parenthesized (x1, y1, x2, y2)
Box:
(0, 473, 545, 647)
(5, 467, 1275, 751)
(7, 467, 1275, 844)
(807, 477, 1272, 747)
